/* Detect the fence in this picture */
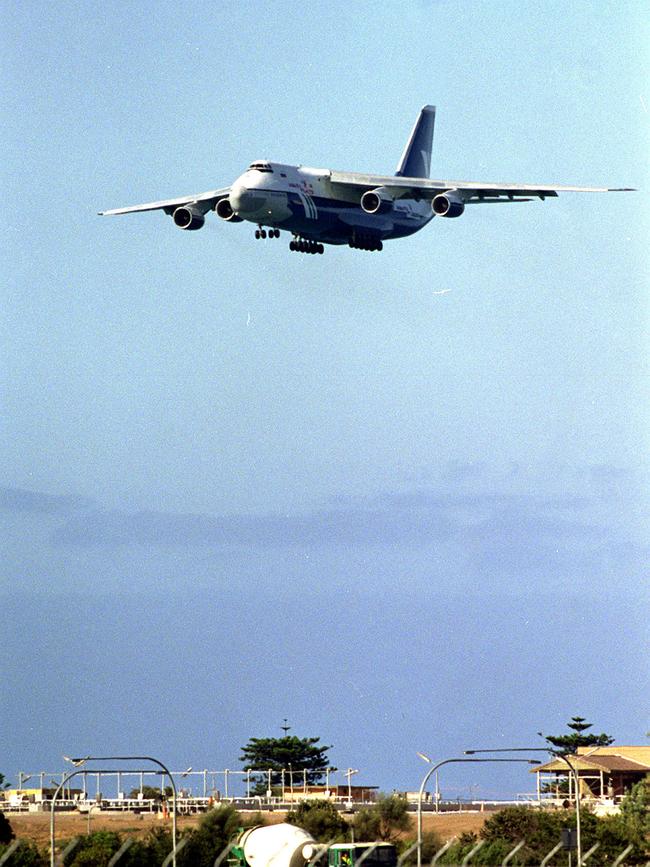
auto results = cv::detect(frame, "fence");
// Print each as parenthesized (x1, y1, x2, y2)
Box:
(25, 837, 637, 867)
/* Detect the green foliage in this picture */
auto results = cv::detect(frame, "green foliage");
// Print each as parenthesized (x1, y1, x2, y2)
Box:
(542, 716, 615, 755)
(127, 785, 165, 800)
(0, 772, 11, 790)
(63, 830, 122, 866)
(618, 775, 650, 844)
(398, 831, 443, 865)
(0, 807, 257, 867)
(0, 810, 15, 845)
(240, 735, 333, 793)
(353, 795, 411, 843)
(179, 803, 245, 866)
(286, 799, 349, 842)
(139, 826, 173, 865)
(352, 807, 381, 842)
(437, 805, 649, 865)
(0, 840, 48, 866)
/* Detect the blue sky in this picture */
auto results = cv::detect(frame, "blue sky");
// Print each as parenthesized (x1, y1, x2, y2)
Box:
(2, 0, 648, 797)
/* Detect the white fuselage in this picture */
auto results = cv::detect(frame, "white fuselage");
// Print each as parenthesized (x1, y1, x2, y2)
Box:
(227, 161, 433, 246)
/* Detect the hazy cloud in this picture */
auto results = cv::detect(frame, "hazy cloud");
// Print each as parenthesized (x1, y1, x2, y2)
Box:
(52, 503, 455, 548)
(0, 486, 94, 514)
(47, 468, 637, 560)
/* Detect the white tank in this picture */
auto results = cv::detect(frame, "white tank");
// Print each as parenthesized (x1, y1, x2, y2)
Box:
(239, 823, 318, 867)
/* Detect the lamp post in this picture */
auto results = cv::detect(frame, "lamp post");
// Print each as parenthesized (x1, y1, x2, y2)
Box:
(463, 747, 585, 866)
(415, 755, 541, 867)
(51, 767, 148, 867)
(63, 755, 181, 867)
(86, 802, 101, 835)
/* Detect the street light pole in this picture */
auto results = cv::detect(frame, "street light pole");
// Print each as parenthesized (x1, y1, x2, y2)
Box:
(50, 767, 150, 867)
(415, 755, 541, 867)
(64, 755, 181, 867)
(463, 747, 584, 866)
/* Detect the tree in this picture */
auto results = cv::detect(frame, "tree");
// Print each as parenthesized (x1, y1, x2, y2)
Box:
(0, 840, 48, 866)
(127, 785, 166, 800)
(179, 804, 252, 867)
(619, 776, 650, 845)
(353, 795, 411, 843)
(398, 831, 443, 865)
(541, 716, 614, 755)
(240, 735, 333, 793)
(0, 810, 15, 845)
(0, 772, 11, 790)
(286, 800, 349, 842)
(63, 830, 123, 866)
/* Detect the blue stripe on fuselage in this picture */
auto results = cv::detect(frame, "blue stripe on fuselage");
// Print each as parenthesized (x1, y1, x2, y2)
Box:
(279, 193, 431, 243)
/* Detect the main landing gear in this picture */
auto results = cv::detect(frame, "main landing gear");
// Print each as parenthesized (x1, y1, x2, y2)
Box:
(255, 227, 280, 239)
(349, 234, 383, 251)
(290, 237, 324, 254)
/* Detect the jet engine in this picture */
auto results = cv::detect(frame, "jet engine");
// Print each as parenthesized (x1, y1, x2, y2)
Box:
(431, 191, 465, 218)
(215, 198, 244, 222)
(172, 205, 206, 230)
(360, 187, 394, 215)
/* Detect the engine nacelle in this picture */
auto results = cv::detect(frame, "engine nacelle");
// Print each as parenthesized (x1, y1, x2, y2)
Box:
(432, 192, 465, 218)
(172, 205, 205, 230)
(360, 187, 394, 215)
(215, 198, 244, 222)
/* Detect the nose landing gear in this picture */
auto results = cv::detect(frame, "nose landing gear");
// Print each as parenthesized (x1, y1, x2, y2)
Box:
(289, 236, 324, 254)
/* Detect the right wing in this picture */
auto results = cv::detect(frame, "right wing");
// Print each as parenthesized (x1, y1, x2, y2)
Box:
(99, 186, 230, 216)
(328, 171, 633, 203)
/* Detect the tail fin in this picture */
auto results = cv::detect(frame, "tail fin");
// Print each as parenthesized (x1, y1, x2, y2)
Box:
(395, 105, 436, 178)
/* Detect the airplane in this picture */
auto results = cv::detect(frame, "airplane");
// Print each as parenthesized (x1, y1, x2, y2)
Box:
(99, 105, 633, 255)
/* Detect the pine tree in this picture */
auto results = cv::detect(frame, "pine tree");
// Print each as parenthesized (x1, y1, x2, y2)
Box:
(542, 716, 614, 755)
(239, 733, 333, 794)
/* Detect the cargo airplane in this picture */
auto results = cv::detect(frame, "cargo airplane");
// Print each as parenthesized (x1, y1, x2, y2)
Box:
(99, 106, 633, 255)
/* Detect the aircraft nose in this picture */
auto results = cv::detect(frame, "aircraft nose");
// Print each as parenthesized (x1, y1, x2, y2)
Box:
(230, 182, 261, 215)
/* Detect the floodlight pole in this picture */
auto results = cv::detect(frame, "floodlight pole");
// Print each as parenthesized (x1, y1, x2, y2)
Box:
(463, 748, 583, 866)
(415, 757, 541, 867)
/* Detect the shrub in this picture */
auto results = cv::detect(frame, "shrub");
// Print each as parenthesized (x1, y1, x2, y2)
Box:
(286, 799, 349, 842)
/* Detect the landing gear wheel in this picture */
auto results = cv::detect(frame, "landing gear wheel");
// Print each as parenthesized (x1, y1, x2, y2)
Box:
(317, 244, 324, 254)
(290, 240, 296, 251)
(255, 230, 260, 240)
(260, 229, 267, 239)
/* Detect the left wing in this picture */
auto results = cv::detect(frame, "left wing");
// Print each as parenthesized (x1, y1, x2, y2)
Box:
(328, 171, 633, 203)
(99, 186, 231, 216)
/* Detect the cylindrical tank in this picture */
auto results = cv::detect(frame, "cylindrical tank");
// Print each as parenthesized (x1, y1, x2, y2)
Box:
(239, 823, 318, 867)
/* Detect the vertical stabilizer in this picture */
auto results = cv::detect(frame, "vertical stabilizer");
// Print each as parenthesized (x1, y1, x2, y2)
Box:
(395, 105, 436, 178)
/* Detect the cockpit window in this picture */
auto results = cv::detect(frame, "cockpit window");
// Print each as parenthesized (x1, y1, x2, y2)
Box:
(248, 162, 273, 173)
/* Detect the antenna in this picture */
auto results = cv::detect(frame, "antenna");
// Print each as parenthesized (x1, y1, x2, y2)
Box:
(281, 718, 291, 734)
